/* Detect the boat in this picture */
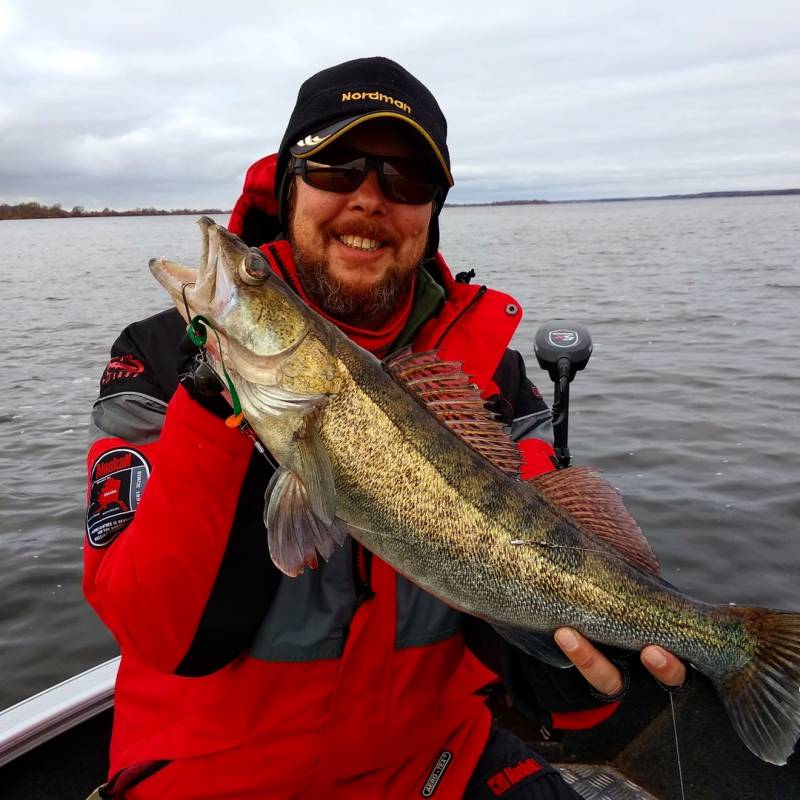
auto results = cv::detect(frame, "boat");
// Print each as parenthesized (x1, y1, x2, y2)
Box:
(0, 658, 116, 798)
(2, 655, 798, 799)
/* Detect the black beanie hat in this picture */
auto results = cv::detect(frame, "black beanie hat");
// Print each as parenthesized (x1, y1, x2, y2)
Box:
(277, 57, 452, 256)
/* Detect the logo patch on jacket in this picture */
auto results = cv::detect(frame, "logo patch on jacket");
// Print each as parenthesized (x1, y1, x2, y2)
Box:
(87, 448, 150, 547)
(486, 757, 543, 795)
(421, 751, 452, 797)
(101, 354, 144, 385)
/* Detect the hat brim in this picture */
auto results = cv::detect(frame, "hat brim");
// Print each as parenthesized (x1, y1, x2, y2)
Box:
(289, 111, 453, 187)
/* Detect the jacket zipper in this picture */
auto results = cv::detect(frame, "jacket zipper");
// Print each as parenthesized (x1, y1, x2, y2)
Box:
(433, 285, 487, 349)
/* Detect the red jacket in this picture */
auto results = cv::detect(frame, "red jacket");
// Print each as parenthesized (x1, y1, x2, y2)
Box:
(83, 156, 606, 799)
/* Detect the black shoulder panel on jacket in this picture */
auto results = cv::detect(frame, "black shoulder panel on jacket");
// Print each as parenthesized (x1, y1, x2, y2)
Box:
(99, 308, 186, 403)
(175, 450, 280, 677)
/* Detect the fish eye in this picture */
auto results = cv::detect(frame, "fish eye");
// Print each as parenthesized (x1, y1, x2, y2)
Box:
(239, 250, 270, 285)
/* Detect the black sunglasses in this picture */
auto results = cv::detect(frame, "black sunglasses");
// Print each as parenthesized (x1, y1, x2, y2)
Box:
(292, 150, 440, 205)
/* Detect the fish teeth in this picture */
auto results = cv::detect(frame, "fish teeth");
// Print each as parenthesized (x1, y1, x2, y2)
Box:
(339, 234, 381, 251)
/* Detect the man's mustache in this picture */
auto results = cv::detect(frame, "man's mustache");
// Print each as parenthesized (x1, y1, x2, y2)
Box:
(330, 221, 395, 244)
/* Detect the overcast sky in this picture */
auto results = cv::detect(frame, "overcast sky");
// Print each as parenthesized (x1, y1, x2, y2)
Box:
(1, 0, 798, 208)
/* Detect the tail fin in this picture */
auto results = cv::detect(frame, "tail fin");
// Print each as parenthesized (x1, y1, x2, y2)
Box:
(717, 608, 800, 765)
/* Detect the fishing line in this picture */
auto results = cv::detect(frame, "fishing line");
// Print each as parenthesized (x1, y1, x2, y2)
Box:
(180, 282, 195, 327)
(516, 535, 689, 798)
(181, 284, 242, 421)
(510, 538, 637, 567)
(238, 418, 279, 470)
(179, 284, 280, 465)
(670, 693, 687, 800)
(183, 310, 245, 429)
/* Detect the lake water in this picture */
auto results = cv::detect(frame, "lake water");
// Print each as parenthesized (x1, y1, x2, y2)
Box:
(0, 197, 798, 709)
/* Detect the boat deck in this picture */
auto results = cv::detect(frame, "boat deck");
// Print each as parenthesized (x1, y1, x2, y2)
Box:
(1, 709, 110, 798)
(2, 659, 799, 799)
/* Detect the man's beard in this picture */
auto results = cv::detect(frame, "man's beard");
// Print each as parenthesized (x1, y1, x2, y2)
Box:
(292, 243, 419, 327)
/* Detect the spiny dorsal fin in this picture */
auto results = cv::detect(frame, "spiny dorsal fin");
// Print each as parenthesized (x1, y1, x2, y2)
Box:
(530, 466, 660, 575)
(384, 348, 521, 477)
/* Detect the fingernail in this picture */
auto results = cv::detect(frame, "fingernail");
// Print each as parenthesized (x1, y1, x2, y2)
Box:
(555, 629, 579, 652)
(644, 648, 667, 669)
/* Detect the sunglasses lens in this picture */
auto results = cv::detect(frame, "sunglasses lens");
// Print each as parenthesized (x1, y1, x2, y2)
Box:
(303, 158, 366, 193)
(381, 161, 437, 204)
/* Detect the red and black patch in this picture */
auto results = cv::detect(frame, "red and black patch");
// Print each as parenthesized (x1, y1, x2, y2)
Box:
(87, 448, 150, 547)
(486, 757, 543, 796)
(101, 354, 145, 385)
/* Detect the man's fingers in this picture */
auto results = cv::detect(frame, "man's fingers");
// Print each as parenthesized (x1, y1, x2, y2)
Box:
(641, 645, 687, 687)
(554, 627, 624, 697)
(554, 630, 688, 694)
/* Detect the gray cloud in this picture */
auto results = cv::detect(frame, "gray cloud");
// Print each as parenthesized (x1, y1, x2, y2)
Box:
(1, 0, 798, 207)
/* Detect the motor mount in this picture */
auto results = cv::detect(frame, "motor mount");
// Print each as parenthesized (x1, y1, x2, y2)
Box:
(533, 321, 593, 469)
(534, 322, 593, 384)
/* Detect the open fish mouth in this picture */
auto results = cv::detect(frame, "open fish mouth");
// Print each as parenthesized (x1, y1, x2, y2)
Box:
(148, 216, 261, 323)
(150, 216, 343, 435)
(149, 218, 315, 373)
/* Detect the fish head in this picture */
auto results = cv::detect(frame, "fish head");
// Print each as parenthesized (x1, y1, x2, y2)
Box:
(149, 217, 342, 431)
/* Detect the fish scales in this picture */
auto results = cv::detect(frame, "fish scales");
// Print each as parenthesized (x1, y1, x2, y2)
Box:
(325, 343, 740, 673)
(251, 318, 773, 687)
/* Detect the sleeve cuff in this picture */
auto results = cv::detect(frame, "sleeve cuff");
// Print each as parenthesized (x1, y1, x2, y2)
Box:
(165, 385, 254, 458)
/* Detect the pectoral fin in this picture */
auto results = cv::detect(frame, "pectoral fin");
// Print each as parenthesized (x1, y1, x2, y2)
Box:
(492, 624, 573, 668)
(291, 416, 337, 525)
(265, 467, 348, 577)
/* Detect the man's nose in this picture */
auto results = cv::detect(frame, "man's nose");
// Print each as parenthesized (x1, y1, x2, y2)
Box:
(347, 170, 388, 214)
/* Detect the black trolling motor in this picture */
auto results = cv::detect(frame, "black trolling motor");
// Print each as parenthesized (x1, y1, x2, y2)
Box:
(534, 321, 593, 469)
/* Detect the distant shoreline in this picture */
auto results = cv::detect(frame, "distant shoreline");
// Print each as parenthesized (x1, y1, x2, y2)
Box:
(3, 188, 798, 220)
(445, 188, 800, 208)
(0, 203, 231, 221)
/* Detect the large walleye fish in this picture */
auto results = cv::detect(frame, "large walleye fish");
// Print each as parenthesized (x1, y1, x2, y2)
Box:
(150, 217, 800, 766)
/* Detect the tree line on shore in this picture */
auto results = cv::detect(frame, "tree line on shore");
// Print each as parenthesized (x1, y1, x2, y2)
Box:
(0, 202, 229, 221)
(445, 199, 549, 207)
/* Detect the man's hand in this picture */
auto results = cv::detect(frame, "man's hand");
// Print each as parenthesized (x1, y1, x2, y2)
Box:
(554, 627, 686, 697)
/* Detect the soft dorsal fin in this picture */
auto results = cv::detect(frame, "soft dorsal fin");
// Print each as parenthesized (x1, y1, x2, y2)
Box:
(384, 348, 521, 477)
(530, 466, 660, 575)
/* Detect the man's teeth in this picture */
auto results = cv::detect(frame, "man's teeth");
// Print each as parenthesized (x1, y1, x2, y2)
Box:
(338, 234, 381, 251)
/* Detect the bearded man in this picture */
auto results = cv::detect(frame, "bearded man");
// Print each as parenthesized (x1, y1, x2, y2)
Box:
(84, 57, 684, 799)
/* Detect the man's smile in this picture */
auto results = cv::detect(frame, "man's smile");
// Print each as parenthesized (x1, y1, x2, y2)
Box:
(336, 233, 384, 252)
